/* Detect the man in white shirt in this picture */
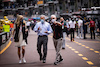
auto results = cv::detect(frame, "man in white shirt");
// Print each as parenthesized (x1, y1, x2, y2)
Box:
(34, 15, 52, 63)
(69, 19, 76, 41)
(77, 18, 83, 39)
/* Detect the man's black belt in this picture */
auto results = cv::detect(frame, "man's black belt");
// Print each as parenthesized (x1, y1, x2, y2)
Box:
(39, 35, 47, 37)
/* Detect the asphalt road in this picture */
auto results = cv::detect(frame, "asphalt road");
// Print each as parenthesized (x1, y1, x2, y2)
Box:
(0, 30, 100, 67)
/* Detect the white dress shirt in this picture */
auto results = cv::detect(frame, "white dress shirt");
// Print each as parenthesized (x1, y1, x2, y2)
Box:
(34, 21, 53, 36)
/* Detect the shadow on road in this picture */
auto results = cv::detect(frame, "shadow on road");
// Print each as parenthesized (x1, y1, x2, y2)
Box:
(0, 62, 54, 67)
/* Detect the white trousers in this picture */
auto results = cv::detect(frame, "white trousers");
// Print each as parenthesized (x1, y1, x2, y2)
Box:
(62, 32, 66, 48)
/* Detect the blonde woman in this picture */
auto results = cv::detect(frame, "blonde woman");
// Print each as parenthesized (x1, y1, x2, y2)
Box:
(13, 15, 28, 63)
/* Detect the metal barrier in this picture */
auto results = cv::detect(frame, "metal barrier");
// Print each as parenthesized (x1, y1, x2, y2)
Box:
(0, 30, 11, 47)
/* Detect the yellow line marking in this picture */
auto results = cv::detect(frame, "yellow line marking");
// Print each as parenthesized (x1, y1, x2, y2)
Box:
(94, 51, 100, 53)
(86, 61, 94, 65)
(78, 43, 81, 44)
(81, 40, 100, 43)
(0, 41, 12, 54)
(69, 46, 72, 48)
(71, 49, 75, 51)
(78, 54, 83, 56)
(82, 45, 85, 47)
(85, 46, 90, 48)
(74, 41, 78, 43)
(65, 43, 95, 66)
(78, 44, 82, 45)
(66, 38, 100, 55)
(82, 57, 88, 60)
(90, 48, 94, 51)
(66, 45, 69, 47)
(74, 51, 79, 53)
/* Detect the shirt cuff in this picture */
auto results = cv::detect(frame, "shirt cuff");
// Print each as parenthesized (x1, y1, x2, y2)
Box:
(48, 31, 52, 34)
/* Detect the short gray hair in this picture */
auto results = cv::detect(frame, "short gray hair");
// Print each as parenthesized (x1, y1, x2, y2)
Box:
(51, 15, 56, 18)
(40, 15, 45, 18)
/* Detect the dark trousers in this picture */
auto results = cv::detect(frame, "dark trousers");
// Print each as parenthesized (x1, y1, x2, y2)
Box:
(66, 28, 69, 36)
(83, 28, 87, 39)
(37, 35, 48, 60)
(90, 27, 95, 39)
(70, 28, 74, 41)
(27, 26, 30, 32)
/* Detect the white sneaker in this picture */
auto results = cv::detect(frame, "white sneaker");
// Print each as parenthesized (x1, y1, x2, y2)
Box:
(80, 37, 83, 39)
(22, 58, 26, 63)
(76, 36, 79, 39)
(19, 59, 22, 64)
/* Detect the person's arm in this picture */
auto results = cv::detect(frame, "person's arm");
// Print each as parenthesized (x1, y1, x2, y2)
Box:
(77, 21, 80, 28)
(33, 24, 41, 32)
(64, 21, 67, 28)
(33, 23, 39, 32)
(97, 28, 100, 32)
(69, 24, 70, 28)
(12, 23, 17, 35)
(24, 20, 28, 32)
(94, 21, 95, 30)
(45, 24, 53, 34)
(81, 21, 83, 26)
(53, 21, 62, 26)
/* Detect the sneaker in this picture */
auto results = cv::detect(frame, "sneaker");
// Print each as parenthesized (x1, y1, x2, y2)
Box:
(43, 60, 46, 63)
(54, 61, 59, 65)
(80, 37, 83, 39)
(76, 36, 79, 39)
(19, 59, 22, 64)
(62, 47, 65, 49)
(22, 58, 26, 63)
(59, 58, 63, 62)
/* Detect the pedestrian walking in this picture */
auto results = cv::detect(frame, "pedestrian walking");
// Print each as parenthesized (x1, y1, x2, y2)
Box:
(75, 18, 78, 37)
(34, 15, 52, 63)
(51, 15, 63, 65)
(66, 19, 70, 37)
(60, 17, 67, 49)
(83, 17, 88, 39)
(69, 18, 76, 41)
(97, 20, 100, 33)
(77, 18, 83, 39)
(26, 19, 31, 32)
(89, 18, 95, 39)
(13, 15, 28, 63)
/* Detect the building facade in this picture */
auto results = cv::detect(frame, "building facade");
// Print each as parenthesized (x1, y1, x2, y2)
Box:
(0, 0, 100, 17)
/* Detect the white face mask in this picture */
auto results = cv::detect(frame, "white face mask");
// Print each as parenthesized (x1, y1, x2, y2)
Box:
(51, 19, 56, 23)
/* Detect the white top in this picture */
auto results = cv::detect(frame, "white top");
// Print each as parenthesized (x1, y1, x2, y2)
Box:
(69, 20, 76, 28)
(78, 19, 83, 27)
(26, 21, 31, 26)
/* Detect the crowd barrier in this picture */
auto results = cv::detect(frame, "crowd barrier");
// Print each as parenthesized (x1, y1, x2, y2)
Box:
(0, 29, 12, 51)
